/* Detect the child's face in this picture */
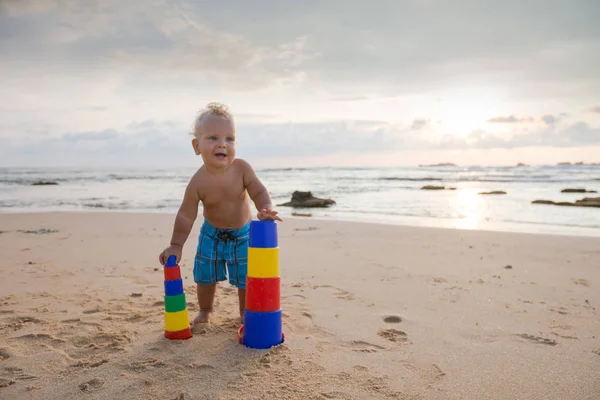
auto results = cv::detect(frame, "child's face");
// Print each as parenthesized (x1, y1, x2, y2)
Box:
(192, 115, 236, 168)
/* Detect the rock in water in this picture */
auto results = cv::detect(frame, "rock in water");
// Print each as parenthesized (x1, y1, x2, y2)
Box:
(421, 185, 445, 190)
(532, 197, 600, 208)
(576, 197, 600, 207)
(561, 188, 597, 193)
(32, 181, 58, 186)
(278, 191, 336, 208)
(479, 191, 507, 195)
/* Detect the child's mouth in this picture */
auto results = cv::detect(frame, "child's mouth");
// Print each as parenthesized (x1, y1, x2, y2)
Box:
(215, 153, 226, 160)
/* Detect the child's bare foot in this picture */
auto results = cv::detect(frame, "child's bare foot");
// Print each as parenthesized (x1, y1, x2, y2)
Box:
(192, 309, 213, 326)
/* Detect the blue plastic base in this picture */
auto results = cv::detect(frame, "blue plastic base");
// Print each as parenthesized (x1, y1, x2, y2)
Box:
(240, 309, 283, 349)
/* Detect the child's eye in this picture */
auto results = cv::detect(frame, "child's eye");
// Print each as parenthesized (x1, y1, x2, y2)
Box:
(226, 137, 234, 142)
(208, 136, 216, 140)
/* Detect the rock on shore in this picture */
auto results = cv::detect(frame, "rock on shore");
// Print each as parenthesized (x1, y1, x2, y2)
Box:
(279, 191, 336, 208)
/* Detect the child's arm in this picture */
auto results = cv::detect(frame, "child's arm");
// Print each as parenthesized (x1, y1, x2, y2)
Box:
(240, 159, 282, 221)
(159, 178, 200, 264)
(171, 178, 200, 247)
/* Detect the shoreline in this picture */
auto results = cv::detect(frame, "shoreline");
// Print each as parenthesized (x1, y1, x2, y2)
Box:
(1, 208, 599, 238)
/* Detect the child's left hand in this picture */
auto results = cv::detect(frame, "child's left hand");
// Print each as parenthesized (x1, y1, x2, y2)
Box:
(258, 208, 283, 221)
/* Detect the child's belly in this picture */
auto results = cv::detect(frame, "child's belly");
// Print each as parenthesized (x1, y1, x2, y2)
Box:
(202, 199, 252, 229)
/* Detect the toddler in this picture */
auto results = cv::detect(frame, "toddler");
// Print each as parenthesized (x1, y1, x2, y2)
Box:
(158, 102, 282, 325)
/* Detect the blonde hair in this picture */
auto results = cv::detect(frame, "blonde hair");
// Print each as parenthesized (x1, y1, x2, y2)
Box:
(192, 102, 234, 136)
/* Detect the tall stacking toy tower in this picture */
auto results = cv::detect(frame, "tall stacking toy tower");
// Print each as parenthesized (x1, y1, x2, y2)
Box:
(238, 220, 285, 349)
(163, 255, 192, 340)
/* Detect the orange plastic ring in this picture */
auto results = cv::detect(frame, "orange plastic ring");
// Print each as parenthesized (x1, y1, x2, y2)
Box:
(238, 325, 244, 344)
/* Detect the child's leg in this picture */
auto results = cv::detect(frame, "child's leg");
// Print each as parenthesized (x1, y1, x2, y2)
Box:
(225, 223, 250, 324)
(194, 283, 217, 324)
(238, 288, 245, 322)
(192, 222, 226, 325)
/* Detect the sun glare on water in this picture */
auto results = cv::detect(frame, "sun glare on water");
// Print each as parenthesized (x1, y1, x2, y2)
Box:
(452, 188, 484, 230)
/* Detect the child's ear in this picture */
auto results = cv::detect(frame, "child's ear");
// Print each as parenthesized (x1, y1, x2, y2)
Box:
(191, 138, 201, 155)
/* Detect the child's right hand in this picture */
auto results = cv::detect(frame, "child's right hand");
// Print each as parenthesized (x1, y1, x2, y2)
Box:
(159, 245, 182, 266)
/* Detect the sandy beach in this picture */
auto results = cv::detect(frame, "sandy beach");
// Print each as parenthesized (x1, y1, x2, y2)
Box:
(0, 212, 599, 399)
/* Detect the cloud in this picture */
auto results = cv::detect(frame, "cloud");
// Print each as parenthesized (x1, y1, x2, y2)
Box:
(127, 120, 181, 131)
(79, 106, 109, 112)
(457, 122, 600, 149)
(588, 106, 600, 114)
(2, 0, 600, 98)
(487, 114, 562, 126)
(542, 114, 559, 125)
(61, 129, 119, 142)
(1, 0, 600, 168)
(0, 0, 316, 96)
(2, 117, 599, 167)
(411, 119, 429, 130)
(487, 115, 534, 123)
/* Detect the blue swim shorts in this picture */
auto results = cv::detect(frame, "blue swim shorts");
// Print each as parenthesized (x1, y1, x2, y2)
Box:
(193, 220, 250, 289)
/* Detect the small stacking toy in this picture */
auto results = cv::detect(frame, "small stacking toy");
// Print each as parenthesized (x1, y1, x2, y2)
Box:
(163, 255, 192, 340)
(238, 220, 285, 349)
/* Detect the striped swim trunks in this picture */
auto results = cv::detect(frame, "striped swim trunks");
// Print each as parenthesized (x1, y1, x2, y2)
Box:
(193, 220, 250, 289)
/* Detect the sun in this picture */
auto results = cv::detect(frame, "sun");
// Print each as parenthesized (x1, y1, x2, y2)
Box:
(434, 91, 499, 137)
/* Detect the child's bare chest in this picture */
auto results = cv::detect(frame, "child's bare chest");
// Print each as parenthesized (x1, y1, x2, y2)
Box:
(200, 176, 246, 206)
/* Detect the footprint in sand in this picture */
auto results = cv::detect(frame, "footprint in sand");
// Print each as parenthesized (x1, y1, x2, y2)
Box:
(0, 378, 16, 388)
(349, 340, 386, 353)
(549, 307, 569, 315)
(1, 366, 37, 384)
(78, 378, 105, 392)
(383, 315, 402, 324)
(71, 332, 131, 351)
(378, 328, 409, 343)
(592, 349, 600, 356)
(319, 391, 349, 399)
(70, 359, 109, 369)
(549, 324, 572, 330)
(573, 279, 590, 287)
(187, 363, 215, 371)
(14, 333, 66, 348)
(0, 348, 11, 360)
(551, 332, 578, 340)
(124, 358, 167, 372)
(221, 286, 235, 295)
(516, 334, 557, 346)
(293, 227, 318, 231)
(3, 315, 44, 331)
(315, 285, 356, 301)
(282, 293, 307, 301)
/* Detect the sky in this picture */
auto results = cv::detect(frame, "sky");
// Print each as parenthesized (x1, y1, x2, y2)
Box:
(1, 0, 600, 168)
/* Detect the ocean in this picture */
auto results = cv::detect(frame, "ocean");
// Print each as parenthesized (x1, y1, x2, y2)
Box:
(1, 165, 599, 237)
